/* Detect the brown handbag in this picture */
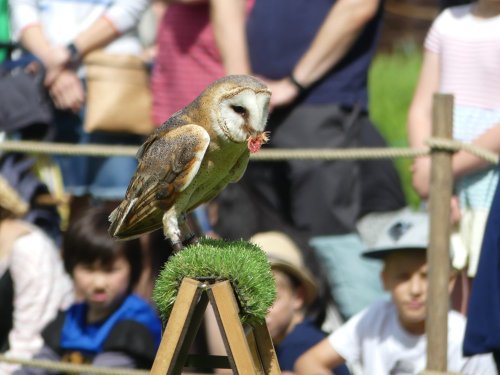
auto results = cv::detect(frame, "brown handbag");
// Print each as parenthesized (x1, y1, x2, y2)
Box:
(83, 51, 155, 135)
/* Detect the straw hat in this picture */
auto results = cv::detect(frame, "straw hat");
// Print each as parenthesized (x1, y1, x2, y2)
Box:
(0, 175, 29, 218)
(250, 231, 317, 305)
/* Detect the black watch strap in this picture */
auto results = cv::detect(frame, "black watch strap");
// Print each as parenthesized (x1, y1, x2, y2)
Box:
(66, 42, 81, 66)
(288, 73, 307, 95)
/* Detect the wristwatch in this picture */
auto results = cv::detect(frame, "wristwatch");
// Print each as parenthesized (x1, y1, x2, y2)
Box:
(66, 42, 81, 66)
(288, 73, 307, 95)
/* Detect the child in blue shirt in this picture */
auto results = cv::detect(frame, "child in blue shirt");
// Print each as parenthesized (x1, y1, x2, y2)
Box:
(15, 206, 162, 374)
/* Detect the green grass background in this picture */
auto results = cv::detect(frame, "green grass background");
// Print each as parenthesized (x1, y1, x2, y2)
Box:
(368, 47, 423, 208)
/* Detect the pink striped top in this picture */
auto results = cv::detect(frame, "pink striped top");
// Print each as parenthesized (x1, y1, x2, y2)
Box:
(425, 4, 500, 109)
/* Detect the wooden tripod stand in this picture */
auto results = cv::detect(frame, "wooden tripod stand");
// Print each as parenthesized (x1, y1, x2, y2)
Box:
(150, 277, 281, 375)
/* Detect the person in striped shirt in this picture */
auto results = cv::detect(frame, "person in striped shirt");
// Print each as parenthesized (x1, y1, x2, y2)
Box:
(407, 0, 500, 279)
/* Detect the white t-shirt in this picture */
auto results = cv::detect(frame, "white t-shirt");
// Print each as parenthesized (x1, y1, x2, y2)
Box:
(328, 300, 497, 375)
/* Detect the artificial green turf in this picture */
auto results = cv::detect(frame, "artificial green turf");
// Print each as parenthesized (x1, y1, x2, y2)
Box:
(153, 238, 276, 327)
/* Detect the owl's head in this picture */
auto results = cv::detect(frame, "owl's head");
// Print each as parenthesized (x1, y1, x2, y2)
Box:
(208, 75, 271, 151)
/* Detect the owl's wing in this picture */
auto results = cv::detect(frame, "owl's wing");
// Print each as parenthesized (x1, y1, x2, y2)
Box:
(109, 124, 210, 239)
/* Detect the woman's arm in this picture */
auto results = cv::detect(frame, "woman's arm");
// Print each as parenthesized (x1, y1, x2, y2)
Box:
(73, 0, 150, 57)
(407, 49, 440, 199)
(210, 0, 251, 75)
(407, 50, 440, 150)
(266, 0, 381, 108)
(452, 124, 500, 177)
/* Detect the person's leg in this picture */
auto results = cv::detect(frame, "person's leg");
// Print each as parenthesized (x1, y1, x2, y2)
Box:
(86, 131, 142, 201)
(356, 117, 406, 218)
(269, 105, 390, 320)
(52, 109, 88, 197)
(237, 107, 295, 234)
(270, 104, 362, 236)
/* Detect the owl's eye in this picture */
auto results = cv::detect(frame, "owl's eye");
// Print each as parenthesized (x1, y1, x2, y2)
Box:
(231, 105, 247, 116)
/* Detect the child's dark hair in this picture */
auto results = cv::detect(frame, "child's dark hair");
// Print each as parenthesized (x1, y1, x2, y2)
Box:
(63, 205, 142, 291)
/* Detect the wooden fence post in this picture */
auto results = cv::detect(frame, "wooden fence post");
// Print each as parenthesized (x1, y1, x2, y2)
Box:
(425, 93, 454, 373)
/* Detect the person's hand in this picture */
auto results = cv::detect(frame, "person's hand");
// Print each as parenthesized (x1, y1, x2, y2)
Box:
(141, 45, 158, 65)
(411, 156, 431, 199)
(261, 77, 301, 110)
(450, 195, 461, 226)
(49, 69, 85, 112)
(43, 45, 72, 86)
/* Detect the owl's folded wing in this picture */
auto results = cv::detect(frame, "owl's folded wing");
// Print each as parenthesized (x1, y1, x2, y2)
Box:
(108, 124, 210, 239)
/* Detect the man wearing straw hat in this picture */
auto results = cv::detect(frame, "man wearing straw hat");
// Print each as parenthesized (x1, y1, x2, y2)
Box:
(250, 231, 350, 375)
(0, 175, 73, 374)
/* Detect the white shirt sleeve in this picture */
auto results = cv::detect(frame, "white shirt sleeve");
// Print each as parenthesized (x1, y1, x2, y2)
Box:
(104, 0, 150, 34)
(328, 306, 368, 363)
(8, 0, 40, 40)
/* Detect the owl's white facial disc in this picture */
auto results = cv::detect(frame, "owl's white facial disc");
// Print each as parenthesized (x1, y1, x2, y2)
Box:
(216, 89, 270, 143)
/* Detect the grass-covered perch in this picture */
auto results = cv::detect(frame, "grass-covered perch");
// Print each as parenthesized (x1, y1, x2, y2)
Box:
(153, 238, 277, 327)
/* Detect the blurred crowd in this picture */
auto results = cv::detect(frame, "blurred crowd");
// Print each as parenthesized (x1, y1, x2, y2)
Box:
(0, 0, 499, 374)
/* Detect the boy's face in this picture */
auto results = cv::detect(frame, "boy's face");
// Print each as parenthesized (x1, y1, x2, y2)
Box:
(73, 255, 131, 323)
(266, 269, 305, 344)
(381, 250, 456, 335)
(382, 250, 428, 335)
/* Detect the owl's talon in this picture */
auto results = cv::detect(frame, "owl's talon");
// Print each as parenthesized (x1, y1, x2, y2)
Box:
(171, 241, 184, 253)
(182, 233, 199, 247)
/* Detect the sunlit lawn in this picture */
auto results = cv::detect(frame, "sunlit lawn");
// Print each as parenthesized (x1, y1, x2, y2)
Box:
(369, 47, 423, 208)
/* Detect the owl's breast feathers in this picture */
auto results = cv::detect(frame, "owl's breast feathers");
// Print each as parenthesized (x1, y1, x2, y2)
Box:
(108, 123, 248, 239)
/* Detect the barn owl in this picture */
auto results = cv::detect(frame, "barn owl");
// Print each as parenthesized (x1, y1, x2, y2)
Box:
(108, 75, 271, 251)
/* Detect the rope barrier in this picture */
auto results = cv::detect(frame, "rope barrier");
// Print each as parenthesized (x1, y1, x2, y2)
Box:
(0, 354, 148, 375)
(249, 147, 428, 160)
(426, 137, 500, 164)
(0, 138, 498, 164)
(0, 140, 138, 157)
(0, 354, 205, 375)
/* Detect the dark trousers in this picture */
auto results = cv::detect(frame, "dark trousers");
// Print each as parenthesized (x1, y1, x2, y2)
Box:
(241, 104, 363, 237)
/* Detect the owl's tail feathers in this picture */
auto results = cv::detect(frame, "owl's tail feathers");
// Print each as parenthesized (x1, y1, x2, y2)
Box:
(108, 198, 137, 239)
(108, 198, 163, 240)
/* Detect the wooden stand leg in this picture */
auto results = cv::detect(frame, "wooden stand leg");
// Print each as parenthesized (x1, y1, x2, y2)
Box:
(208, 280, 259, 375)
(246, 330, 265, 374)
(251, 324, 281, 375)
(151, 278, 204, 375)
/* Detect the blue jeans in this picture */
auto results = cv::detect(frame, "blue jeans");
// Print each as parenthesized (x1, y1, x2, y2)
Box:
(53, 108, 142, 200)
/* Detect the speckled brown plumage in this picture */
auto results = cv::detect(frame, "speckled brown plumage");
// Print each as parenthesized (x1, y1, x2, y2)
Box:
(108, 75, 271, 251)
